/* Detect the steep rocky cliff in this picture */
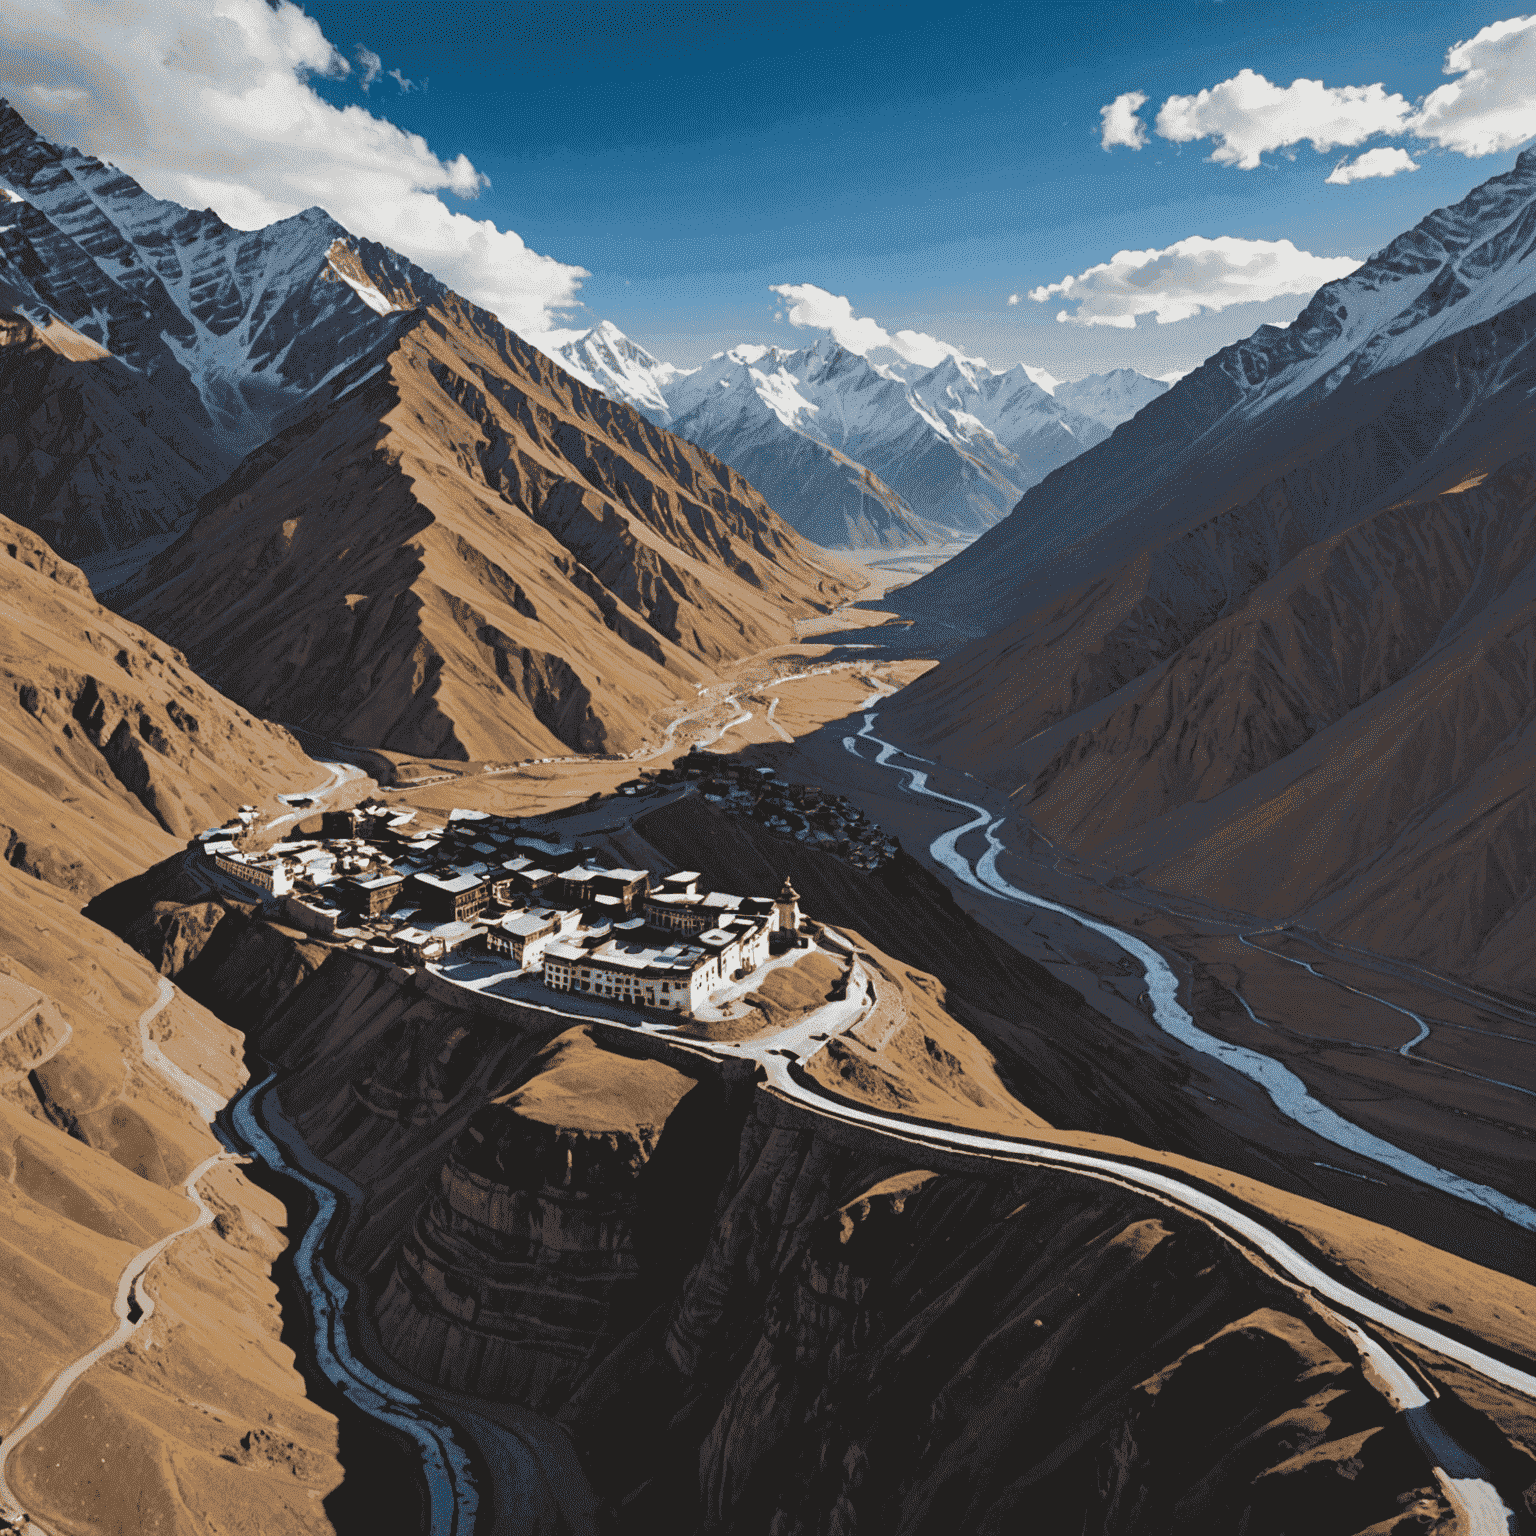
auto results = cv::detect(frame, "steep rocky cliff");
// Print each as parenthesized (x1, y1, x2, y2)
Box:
(375, 1027, 747, 1409)
(559, 1103, 1501, 1535)
(0, 309, 215, 566)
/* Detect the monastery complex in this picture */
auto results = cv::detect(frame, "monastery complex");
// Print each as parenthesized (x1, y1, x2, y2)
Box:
(197, 801, 808, 1019)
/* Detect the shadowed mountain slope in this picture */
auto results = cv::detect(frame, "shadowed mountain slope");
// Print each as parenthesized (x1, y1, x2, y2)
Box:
(884, 151, 1536, 993)
(0, 307, 215, 571)
(896, 147, 1536, 642)
(1088, 445, 1536, 995)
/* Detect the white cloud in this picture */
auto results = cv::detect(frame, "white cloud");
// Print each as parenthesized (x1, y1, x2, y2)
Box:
(1007, 292, 1020, 305)
(355, 45, 382, 92)
(768, 283, 975, 367)
(1100, 90, 1148, 150)
(1028, 236, 1362, 327)
(0, 0, 585, 337)
(1407, 14, 1536, 156)
(1144, 16, 1536, 175)
(387, 66, 418, 94)
(1155, 69, 1411, 169)
(1326, 146, 1419, 184)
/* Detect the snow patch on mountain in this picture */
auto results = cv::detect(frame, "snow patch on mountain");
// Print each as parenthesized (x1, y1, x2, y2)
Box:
(325, 244, 403, 316)
(1054, 368, 1170, 428)
(898, 145, 1536, 631)
(1199, 147, 1536, 430)
(0, 102, 442, 470)
(531, 318, 1168, 548)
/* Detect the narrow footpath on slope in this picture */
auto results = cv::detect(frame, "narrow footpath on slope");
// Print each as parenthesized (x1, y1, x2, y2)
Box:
(0, 984, 235, 1535)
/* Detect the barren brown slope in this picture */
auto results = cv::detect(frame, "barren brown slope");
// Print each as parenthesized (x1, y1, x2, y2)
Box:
(1093, 477, 1536, 993)
(0, 513, 320, 897)
(1006, 448, 1536, 993)
(125, 287, 855, 762)
(0, 858, 352, 1535)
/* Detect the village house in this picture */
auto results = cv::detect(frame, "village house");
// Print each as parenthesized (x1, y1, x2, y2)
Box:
(213, 849, 293, 897)
(410, 868, 491, 922)
(193, 798, 813, 1022)
(283, 890, 344, 937)
(395, 920, 482, 965)
(537, 885, 780, 1014)
(337, 869, 405, 916)
(484, 906, 583, 969)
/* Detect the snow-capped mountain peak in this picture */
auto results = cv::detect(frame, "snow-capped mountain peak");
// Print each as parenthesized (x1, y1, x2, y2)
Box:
(530, 319, 691, 420)
(646, 329, 1166, 546)
(0, 101, 441, 466)
(1204, 147, 1536, 426)
(1053, 368, 1171, 428)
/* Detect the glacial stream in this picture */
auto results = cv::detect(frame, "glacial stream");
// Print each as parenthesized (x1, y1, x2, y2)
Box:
(224, 1073, 480, 1536)
(845, 713, 1536, 1232)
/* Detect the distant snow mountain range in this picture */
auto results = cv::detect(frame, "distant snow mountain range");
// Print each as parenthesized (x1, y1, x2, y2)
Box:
(536, 320, 1168, 548)
(0, 86, 1161, 558)
(899, 143, 1536, 636)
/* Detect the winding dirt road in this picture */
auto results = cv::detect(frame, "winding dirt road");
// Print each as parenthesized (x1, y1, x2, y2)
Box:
(0, 983, 235, 1534)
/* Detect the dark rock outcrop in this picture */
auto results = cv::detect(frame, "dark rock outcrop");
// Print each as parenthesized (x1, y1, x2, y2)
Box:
(559, 1107, 1467, 1535)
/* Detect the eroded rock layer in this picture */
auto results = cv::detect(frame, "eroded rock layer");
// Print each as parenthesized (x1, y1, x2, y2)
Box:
(563, 1112, 1476, 1535)
(376, 1028, 700, 1406)
(0, 512, 320, 897)
(123, 292, 854, 761)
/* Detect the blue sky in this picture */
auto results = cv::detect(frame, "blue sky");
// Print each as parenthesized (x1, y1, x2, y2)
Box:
(293, 0, 1528, 376)
(4, 0, 1532, 379)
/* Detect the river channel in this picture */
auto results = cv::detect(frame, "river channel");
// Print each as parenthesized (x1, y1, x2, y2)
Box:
(221, 1071, 480, 1535)
(846, 712, 1536, 1233)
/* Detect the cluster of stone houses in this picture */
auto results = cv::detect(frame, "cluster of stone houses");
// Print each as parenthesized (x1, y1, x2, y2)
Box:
(637, 753, 899, 870)
(193, 803, 805, 1018)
